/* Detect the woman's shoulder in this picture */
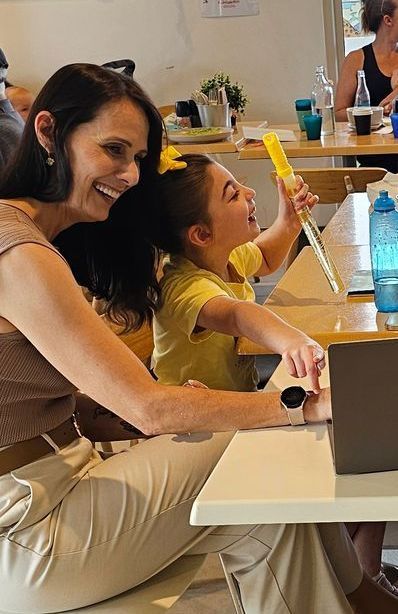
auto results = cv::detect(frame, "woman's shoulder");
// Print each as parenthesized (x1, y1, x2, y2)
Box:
(0, 200, 53, 256)
(344, 47, 365, 68)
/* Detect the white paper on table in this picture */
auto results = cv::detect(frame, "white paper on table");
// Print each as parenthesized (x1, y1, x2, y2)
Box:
(242, 126, 297, 142)
(367, 171, 398, 204)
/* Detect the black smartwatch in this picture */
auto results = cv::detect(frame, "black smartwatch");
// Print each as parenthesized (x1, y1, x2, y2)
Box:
(280, 386, 308, 426)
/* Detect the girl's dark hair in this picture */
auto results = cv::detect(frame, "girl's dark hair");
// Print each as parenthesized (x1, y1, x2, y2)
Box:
(361, 0, 395, 33)
(0, 63, 163, 331)
(149, 153, 214, 255)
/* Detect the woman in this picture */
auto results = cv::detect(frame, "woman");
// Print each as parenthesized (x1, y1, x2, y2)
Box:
(0, 63, 395, 613)
(335, 0, 398, 171)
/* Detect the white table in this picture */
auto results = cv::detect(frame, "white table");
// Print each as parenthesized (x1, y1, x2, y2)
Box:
(190, 363, 398, 527)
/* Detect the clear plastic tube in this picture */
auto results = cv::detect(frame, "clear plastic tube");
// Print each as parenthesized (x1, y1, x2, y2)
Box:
(263, 133, 345, 294)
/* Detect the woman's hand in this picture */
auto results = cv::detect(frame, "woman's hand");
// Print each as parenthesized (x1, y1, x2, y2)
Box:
(379, 85, 398, 115)
(303, 387, 331, 423)
(276, 175, 319, 233)
(280, 335, 325, 394)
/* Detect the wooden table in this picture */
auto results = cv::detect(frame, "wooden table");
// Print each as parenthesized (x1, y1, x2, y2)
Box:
(190, 361, 398, 527)
(237, 243, 398, 354)
(238, 121, 398, 160)
(321, 192, 370, 246)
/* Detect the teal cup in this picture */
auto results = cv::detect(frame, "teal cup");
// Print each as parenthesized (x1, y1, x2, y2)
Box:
(303, 114, 322, 140)
(295, 99, 312, 131)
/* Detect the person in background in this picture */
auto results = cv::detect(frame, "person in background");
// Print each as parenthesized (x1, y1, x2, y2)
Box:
(0, 49, 24, 168)
(0, 62, 395, 613)
(335, 0, 398, 172)
(151, 152, 325, 392)
(5, 83, 35, 121)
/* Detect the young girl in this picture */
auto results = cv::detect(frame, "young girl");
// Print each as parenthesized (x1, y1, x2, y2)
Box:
(150, 150, 325, 393)
(151, 150, 398, 598)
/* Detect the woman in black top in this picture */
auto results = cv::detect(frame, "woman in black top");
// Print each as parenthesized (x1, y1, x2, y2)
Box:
(335, 0, 398, 171)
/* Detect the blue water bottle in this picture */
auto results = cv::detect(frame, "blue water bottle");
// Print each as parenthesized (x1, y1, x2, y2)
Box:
(370, 190, 398, 312)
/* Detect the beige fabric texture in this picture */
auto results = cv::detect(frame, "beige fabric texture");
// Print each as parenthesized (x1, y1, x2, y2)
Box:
(0, 432, 361, 613)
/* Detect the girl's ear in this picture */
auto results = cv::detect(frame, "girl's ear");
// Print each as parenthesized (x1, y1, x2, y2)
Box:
(34, 110, 56, 153)
(186, 223, 212, 248)
(383, 13, 393, 27)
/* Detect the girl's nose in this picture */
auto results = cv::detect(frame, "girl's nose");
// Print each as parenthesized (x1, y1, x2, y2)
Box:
(246, 186, 256, 200)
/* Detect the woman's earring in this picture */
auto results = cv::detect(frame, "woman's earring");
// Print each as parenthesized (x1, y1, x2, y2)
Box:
(46, 155, 55, 167)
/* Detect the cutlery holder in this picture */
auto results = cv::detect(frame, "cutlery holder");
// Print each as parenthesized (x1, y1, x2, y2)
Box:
(197, 103, 230, 128)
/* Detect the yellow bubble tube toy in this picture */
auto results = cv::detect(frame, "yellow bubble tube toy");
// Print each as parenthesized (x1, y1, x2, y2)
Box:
(263, 132, 344, 294)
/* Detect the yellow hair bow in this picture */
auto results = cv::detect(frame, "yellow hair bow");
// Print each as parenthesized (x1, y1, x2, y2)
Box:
(158, 145, 187, 175)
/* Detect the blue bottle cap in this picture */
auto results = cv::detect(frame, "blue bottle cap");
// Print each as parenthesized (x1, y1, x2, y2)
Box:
(295, 99, 312, 111)
(374, 190, 396, 211)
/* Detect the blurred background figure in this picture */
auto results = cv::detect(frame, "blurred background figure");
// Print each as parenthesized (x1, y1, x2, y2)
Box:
(0, 48, 24, 169)
(335, 0, 398, 172)
(5, 83, 35, 121)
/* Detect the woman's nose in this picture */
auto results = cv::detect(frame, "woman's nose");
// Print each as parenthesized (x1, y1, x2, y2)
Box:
(118, 159, 140, 187)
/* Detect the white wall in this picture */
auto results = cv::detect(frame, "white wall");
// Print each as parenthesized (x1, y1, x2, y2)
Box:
(1, 0, 332, 228)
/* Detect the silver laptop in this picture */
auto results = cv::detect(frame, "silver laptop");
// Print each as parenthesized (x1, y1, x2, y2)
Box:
(327, 338, 398, 475)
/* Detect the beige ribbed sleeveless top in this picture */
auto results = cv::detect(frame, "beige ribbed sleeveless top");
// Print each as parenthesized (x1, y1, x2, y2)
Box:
(0, 203, 76, 446)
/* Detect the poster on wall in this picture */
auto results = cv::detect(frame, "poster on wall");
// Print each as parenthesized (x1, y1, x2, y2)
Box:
(201, 0, 259, 18)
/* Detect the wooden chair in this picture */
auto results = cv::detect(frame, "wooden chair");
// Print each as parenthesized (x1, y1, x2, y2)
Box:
(103, 317, 154, 369)
(158, 104, 175, 118)
(270, 166, 387, 266)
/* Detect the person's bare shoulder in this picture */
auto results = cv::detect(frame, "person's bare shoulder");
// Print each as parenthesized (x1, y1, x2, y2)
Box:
(342, 48, 364, 71)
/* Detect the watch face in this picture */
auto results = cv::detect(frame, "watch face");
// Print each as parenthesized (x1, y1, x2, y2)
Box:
(281, 386, 307, 408)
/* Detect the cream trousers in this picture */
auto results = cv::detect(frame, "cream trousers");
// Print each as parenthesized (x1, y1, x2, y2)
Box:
(0, 431, 361, 613)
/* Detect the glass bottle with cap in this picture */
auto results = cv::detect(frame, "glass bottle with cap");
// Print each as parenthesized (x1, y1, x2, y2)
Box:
(311, 65, 335, 136)
(354, 70, 371, 108)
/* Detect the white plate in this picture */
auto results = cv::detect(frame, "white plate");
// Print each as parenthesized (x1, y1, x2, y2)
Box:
(167, 127, 233, 144)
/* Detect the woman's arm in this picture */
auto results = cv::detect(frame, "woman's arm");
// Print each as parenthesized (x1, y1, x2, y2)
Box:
(0, 242, 330, 434)
(197, 296, 324, 393)
(335, 49, 363, 121)
(253, 176, 318, 276)
(75, 393, 146, 441)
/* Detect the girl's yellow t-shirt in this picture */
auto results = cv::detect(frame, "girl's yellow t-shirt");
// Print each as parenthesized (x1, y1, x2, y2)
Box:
(153, 242, 262, 391)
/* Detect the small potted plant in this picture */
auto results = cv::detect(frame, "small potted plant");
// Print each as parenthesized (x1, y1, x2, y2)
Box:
(200, 72, 249, 126)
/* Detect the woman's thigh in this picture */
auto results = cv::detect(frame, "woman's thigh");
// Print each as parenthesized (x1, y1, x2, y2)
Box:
(1, 431, 235, 611)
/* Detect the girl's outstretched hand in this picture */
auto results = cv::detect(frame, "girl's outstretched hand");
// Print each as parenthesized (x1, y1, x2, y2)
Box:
(280, 335, 325, 394)
(276, 175, 319, 231)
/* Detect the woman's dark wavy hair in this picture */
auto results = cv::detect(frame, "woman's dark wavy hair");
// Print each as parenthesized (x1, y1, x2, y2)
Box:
(149, 153, 214, 255)
(0, 63, 163, 331)
(361, 0, 396, 33)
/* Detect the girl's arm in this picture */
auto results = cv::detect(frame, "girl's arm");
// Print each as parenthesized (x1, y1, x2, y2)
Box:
(253, 176, 318, 276)
(197, 295, 324, 393)
(0, 242, 329, 434)
(335, 50, 363, 121)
